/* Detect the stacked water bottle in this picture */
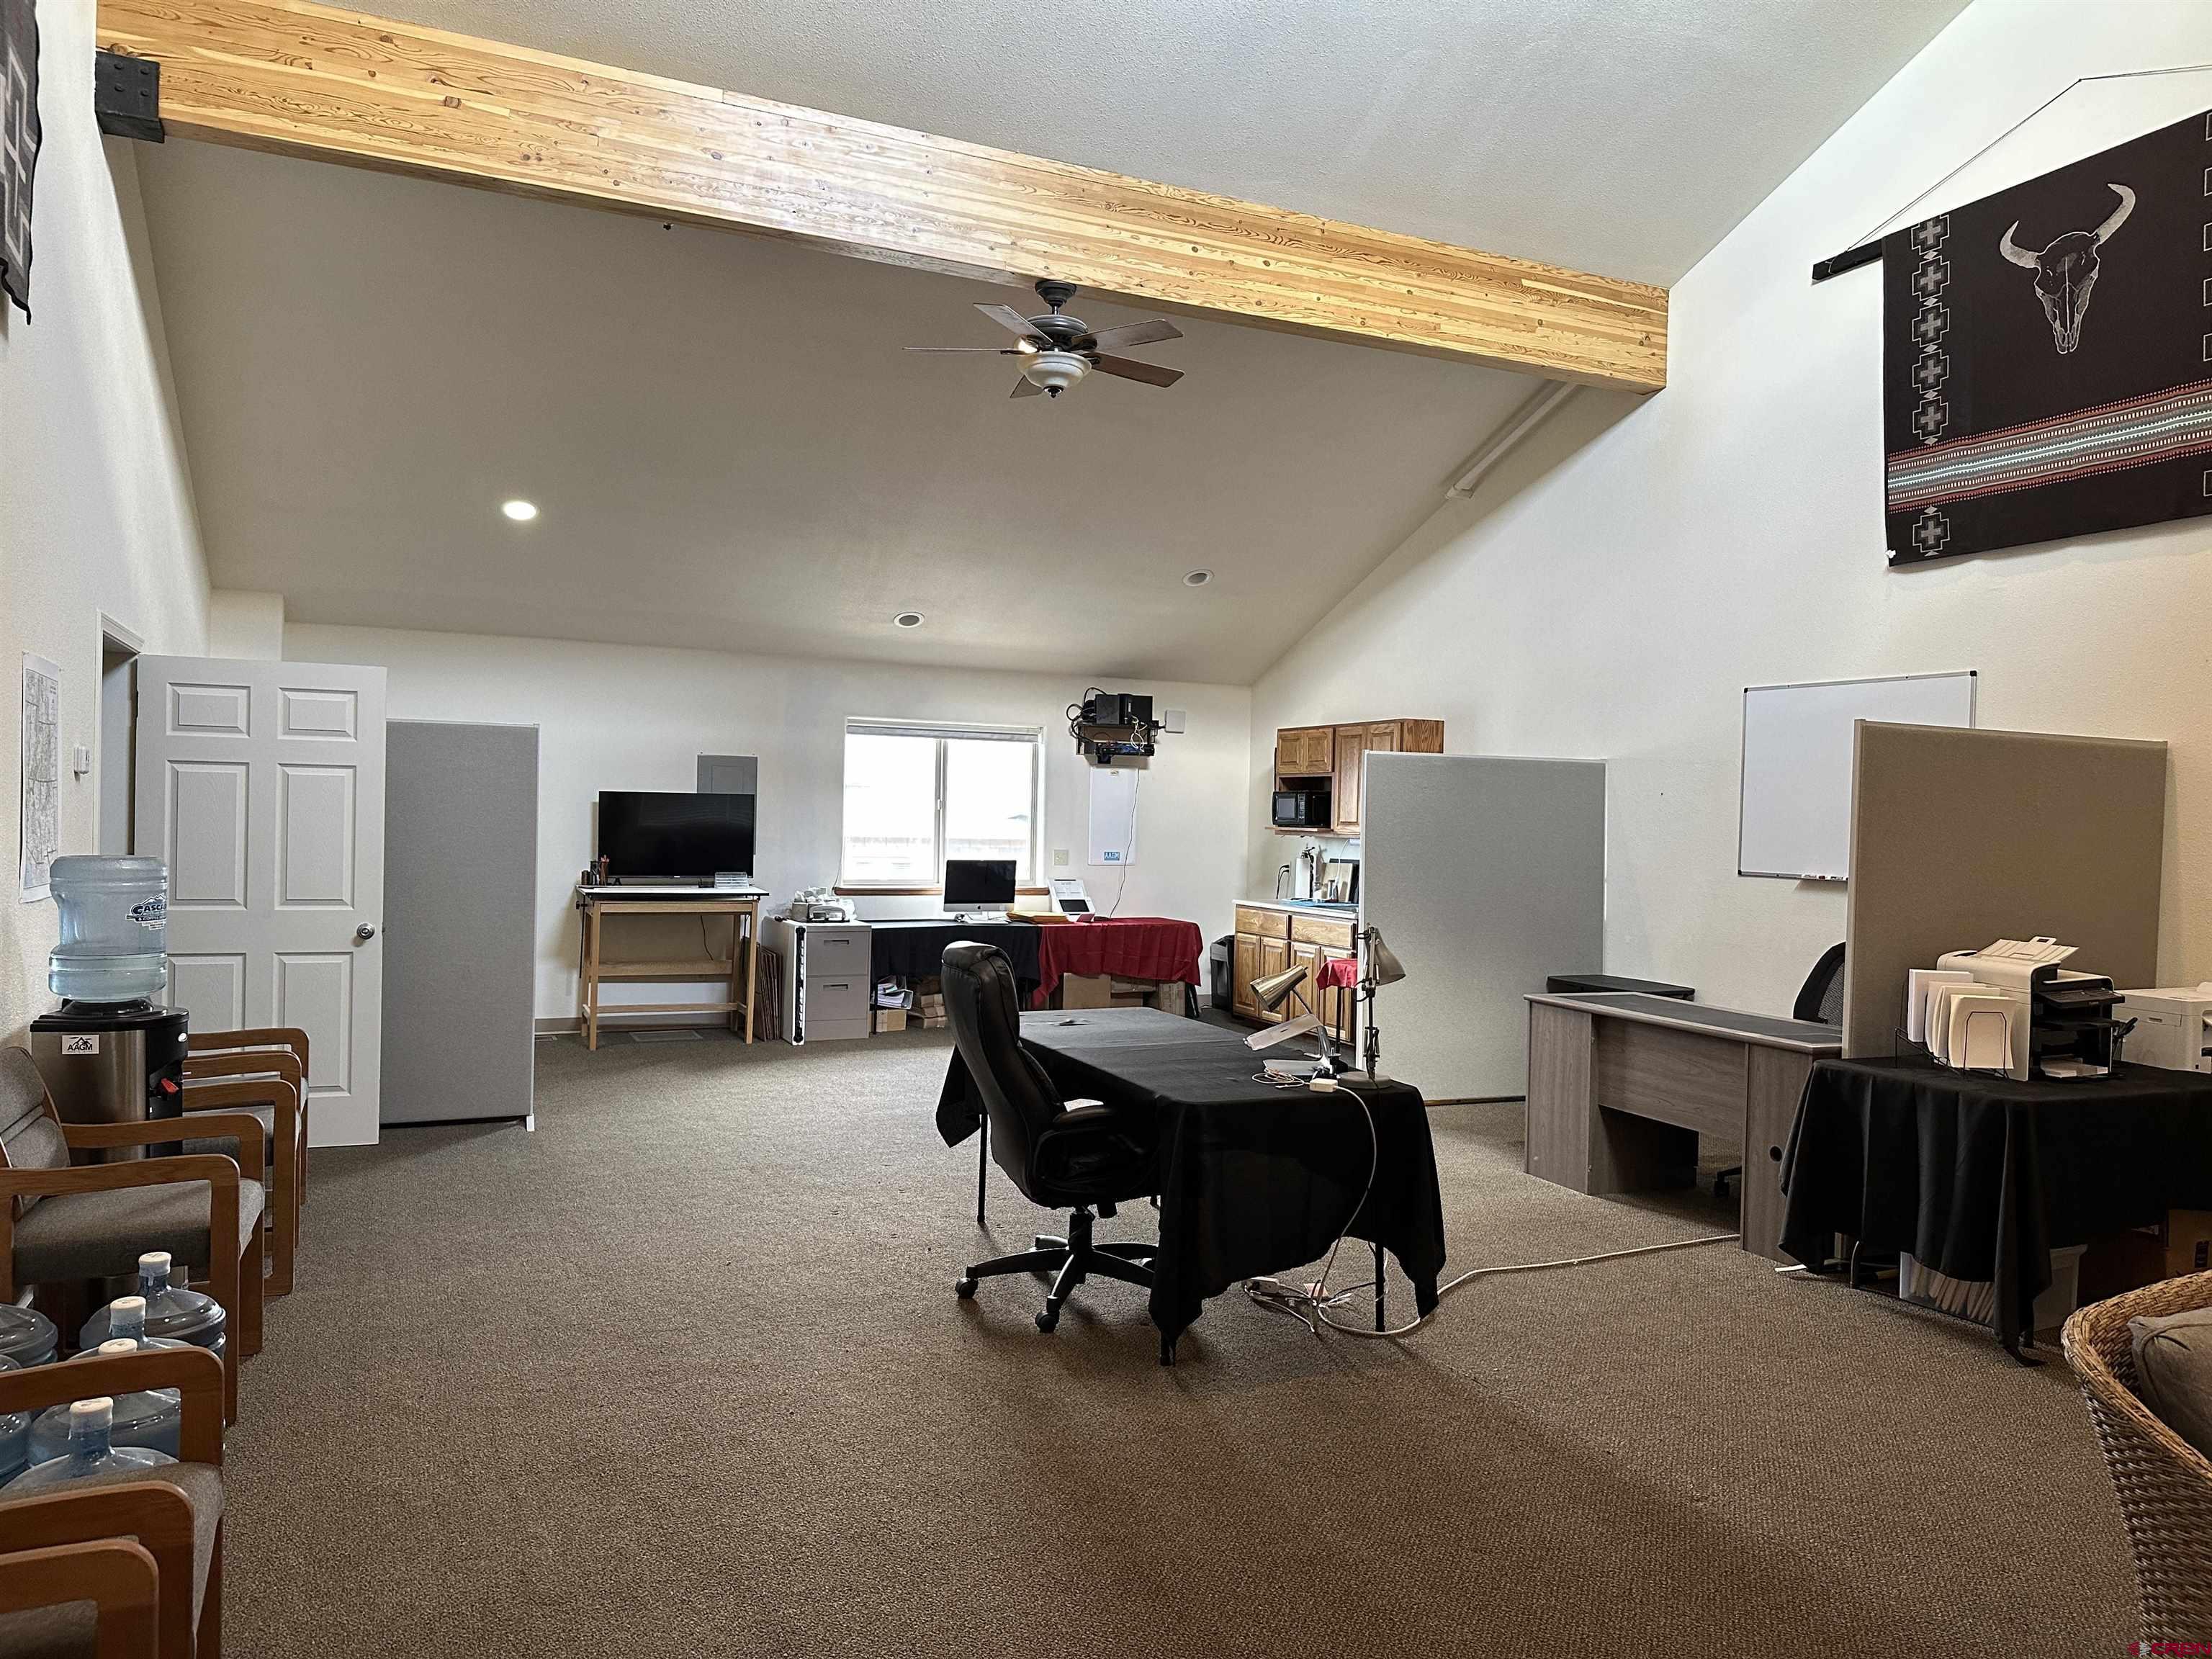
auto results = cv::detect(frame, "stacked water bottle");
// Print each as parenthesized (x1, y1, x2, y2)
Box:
(0, 1251, 227, 1489)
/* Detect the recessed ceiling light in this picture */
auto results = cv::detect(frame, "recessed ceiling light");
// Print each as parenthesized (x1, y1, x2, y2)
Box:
(1183, 569, 1213, 587)
(500, 499, 539, 522)
(893, 611, 925, 629)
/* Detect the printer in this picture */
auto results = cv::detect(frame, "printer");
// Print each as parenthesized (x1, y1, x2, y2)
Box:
(2113, 985, 2212, 1074)
(1920, 939, 2134, 1080)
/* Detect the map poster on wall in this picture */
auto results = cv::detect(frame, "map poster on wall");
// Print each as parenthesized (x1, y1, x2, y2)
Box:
(18, 652, 58, 902)
(1884, 108, 2212, 566)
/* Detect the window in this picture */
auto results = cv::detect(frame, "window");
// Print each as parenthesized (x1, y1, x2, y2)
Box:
(841, 721, 1040, 886)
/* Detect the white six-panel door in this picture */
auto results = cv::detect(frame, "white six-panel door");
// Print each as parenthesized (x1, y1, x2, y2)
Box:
(135, 658, 388, 1146)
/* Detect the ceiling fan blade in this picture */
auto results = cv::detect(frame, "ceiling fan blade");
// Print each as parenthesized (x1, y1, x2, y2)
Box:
(904, 346, 1013, 354)
(1086, 318, 1182, 351)
(1089, 354, 1184, 388)
(976, 303, 1045, 340)
(1010, 376, 1043, 398)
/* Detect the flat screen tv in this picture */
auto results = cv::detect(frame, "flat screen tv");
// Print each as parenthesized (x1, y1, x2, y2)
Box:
(598, 791, 755, 881)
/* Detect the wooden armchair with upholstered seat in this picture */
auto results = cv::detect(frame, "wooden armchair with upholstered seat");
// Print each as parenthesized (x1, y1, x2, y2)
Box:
(182, 1031, 310, 1208)
(171, 1067, 300, 1301)
(0, 1345, 228, 1658)
(0, 1537, 161, 1657)
(0, 1052, 264, 1424)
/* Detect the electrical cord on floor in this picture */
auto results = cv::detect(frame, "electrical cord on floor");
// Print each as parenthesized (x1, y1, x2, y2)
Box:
(1241, 1069, 1740, 1339)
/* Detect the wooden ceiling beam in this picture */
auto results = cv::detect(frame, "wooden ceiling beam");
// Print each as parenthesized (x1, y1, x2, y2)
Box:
(96, 0, 1668, 391)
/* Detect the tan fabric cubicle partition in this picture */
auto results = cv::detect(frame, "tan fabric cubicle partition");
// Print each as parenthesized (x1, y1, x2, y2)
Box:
(1841, 722, 2167, 1058)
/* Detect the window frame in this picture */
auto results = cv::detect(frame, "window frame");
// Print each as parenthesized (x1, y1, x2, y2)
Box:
(837, 718, 1045, 892)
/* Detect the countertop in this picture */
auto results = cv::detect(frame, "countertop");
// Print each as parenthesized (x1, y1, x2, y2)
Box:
(1237, 899, 1359, 917)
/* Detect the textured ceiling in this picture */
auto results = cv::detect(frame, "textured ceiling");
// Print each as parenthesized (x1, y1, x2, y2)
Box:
(368, 0, 1969, 288)
(139, 143, 1534, 680)
(135, 0, 1969, 680)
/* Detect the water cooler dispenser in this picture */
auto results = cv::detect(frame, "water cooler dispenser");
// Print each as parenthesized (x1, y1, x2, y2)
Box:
(27, 857, 186, 1162)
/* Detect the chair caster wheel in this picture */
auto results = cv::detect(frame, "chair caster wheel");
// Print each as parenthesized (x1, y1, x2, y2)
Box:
(1035, 1308, 1059, 1333)
(955, 1277, 977, 1299)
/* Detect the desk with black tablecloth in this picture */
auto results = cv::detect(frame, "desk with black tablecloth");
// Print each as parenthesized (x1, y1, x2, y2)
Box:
(936, 1007, 1446, 1355)
(1780, 1057, 2212, 1353)
(871, 921, 1041, 994)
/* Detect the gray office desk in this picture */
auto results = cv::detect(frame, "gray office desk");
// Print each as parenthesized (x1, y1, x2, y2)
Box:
(1523, 992, 1841, 1262)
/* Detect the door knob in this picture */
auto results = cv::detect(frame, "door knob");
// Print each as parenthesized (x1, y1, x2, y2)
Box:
(355, 923, 377, 941)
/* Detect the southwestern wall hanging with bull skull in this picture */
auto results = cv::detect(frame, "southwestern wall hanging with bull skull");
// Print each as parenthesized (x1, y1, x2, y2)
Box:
(1883, 108, 2212, 566)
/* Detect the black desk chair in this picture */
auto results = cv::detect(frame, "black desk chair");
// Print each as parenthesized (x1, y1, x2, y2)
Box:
(943, 943, 1161, 1335)
(1717, 943, 1845, 1201)
(1794, 941, 1848, 1025)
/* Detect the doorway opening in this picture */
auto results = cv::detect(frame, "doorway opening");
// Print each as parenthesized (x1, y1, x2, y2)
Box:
(97, 616, 143, 855)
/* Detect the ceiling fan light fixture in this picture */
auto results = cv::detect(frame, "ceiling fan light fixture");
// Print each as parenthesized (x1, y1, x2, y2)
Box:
(1020, 350, 1090, 397)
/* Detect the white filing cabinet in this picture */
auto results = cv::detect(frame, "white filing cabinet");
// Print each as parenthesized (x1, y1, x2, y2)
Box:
(775, 919, 873, 1043)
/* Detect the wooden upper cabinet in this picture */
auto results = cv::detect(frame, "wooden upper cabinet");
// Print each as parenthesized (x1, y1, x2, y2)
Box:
(1269, 719, 1444, 832)
(1275, 726, 1334, 779)
(1332, 726, 1371, 833)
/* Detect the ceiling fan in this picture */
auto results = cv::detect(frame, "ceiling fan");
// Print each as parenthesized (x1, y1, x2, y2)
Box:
(905, 280, 1184, 399)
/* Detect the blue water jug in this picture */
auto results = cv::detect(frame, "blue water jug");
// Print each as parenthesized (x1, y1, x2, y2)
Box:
(3, 1397, 176, 1495)
(0, 1302, 56, 1370)
(46, 855, 168, 1004)
(27, 1329, 182, 1462)
(0, 1357, 30, 1485)
(81, 1253, 225, 1359)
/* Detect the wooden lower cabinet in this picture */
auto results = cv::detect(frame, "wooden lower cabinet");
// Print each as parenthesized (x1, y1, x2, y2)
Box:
(1233, 907, 1355, 1035)
(1232, 931, 1290, 1021)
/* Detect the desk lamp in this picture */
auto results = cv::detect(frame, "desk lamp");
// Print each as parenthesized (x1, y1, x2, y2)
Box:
(1354, 927, 1407, 1082)
(1249, 963, 1341, 1081)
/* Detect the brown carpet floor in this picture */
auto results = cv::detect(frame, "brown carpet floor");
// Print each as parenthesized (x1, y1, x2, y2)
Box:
(218, 1029, 2135, 1657)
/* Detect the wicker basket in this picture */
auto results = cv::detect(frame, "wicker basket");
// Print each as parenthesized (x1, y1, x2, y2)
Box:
(2062, 1269, 2212, 1642)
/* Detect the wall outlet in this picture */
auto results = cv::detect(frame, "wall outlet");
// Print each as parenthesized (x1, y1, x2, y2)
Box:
(1161, 709, 1187, 734)
(1051, 848, 1069, 868)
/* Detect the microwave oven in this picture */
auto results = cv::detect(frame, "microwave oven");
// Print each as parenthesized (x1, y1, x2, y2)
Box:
(1272, 788, 1331, 829)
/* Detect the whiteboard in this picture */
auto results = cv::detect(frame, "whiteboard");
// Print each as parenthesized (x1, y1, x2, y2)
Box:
(1738, 671, 1976, 881)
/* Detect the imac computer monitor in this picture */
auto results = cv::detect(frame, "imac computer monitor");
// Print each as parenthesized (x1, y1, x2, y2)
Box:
(943, 858, 1017, 912)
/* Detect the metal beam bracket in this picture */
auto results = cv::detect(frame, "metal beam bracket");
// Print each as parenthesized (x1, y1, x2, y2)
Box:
(94, 50, 163, 143)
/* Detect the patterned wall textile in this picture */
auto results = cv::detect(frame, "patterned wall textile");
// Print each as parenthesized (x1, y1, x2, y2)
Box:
(1885, 109, 2212, 566)
(0, 0, 36, 318)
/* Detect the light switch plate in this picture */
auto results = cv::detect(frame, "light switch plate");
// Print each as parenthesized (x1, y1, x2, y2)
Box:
(1051, 848, 1069, 868)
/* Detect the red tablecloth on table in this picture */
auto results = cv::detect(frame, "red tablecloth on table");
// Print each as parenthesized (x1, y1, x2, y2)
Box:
(1315, 954, 1361, 992)
(1029, 917, 1205, 1007)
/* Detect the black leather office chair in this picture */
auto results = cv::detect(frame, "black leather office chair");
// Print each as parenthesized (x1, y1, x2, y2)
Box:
(942, 943, 1161, 1335)
(1718, 943, 1846, 1201)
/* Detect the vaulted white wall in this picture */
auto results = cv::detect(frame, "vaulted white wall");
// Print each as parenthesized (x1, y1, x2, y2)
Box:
(0, 0, 210, 1043)
(287, 624, 1249, 1022)
(1248, 0, 2212, 1014)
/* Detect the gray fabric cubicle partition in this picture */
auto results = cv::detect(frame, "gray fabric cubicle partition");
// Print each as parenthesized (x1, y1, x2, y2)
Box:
(1841, 721, 2167, 1059)
(1362, 752, 1606, 1101)
(382, 720, 539, 1125)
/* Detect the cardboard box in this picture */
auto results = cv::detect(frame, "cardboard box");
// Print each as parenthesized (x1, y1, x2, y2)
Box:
(1060, 974, 1116, 1009)
(2170, 1210, 2212, 1280)
(873, 1008, 908, 1034)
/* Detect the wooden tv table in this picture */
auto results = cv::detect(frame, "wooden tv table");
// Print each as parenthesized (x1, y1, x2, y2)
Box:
(577, 886, 763, 1050)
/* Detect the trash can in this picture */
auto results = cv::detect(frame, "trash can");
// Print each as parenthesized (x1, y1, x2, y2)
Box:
(1209, 936, 1235, 1012)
